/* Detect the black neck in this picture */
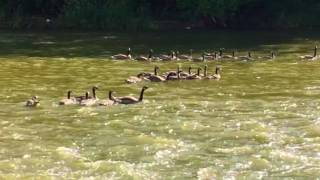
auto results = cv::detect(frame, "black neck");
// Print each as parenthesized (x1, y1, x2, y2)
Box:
(85, 92, 89, 99)
(154, 67, 158, 75)
(67, 91, 71, 99)
(127, 49, 131, 56)
(188, 67, 192, 74)
(197, 68, 201, 76)
(232, 51, 235, 57)
(204, 66, 207, 77)
(109, 91, 115, 101)
(92, 88, 97, 99)
(219, 50, 223, 56)
(215, 68, 220, 74)
(139, 88, 146, 101)
(314, 47, 317, 57)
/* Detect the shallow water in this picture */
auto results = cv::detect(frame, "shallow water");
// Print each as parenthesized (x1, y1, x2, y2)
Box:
(1, 31, 320, 179)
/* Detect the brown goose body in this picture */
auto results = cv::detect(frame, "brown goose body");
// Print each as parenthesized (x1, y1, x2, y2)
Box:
(113, 86, 148, 104)
(111, 48, 132, 60)
(59, 90, 77, 105)
(300, 46, 318, 60)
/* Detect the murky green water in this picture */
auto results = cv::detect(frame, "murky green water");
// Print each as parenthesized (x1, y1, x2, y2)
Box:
(1, 31, 320, 179)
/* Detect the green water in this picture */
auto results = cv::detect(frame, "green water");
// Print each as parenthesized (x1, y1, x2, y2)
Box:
(1, 30, 320, 179)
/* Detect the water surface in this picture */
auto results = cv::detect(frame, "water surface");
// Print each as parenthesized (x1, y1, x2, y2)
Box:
(0, 31, 320, 179)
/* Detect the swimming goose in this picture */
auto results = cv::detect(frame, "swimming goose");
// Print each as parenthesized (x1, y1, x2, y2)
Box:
(59, 90, 77, 105)
(160, 51, 175, 61)
(25, 96, 40, 107)
(186, 67, 202, 80)
(98, 91, 117, 106)
(126, 73, 150, 84)
(135, 49, 153, 61)
(80, 86, 99, 106)
(177, 49, 193, 60)
(300, 46, 318, 60)
(212, 66, 222, 80)
(166, 67, 182, 80)
(111, 47, 132, 60)
(221, 50, 236, 59)
(259, 51, 276, 60)
(238, 52, 253, 61)
(146, 66, 166, 82)
(180, 66, 193, 77)
(192, 53, 205, 62)
(112, 86, 149, 104)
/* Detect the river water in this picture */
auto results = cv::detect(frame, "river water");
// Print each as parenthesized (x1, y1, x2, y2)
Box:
(0, 31, 320, 179)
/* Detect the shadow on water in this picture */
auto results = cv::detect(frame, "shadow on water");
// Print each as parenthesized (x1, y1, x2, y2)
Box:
(1, 30, 320, 58)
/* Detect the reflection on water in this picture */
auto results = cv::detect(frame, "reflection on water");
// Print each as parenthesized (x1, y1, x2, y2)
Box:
(0, 31, 320, 179)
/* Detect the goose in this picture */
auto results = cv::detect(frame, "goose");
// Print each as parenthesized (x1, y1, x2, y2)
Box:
(192, 53, 205, 62)
(111, 47, 132, 60)
(221, 50, 236, 59)
(166, 67, 182, 80)
(213, 66, 222, 80)
(300, 46, 318, 60)
(177, 49, 193, 60)
(80, 86, 99, 106)
(259, 51, 276, 60)
(146, 66, 166, 82)
(180, 66, 193, 78)
(59, 90, 77, 105)
(126, 73, 149, 84)
(205, 52, 219, 60)
(135, 49, 153, 61)
(112, 86, 149, 104)
(160, 51, 175, 61)
(238, 51, 253, 61)
(98, 91, 117, 106)
(25, 96, 40, 107)
(186, 67, 202, 80)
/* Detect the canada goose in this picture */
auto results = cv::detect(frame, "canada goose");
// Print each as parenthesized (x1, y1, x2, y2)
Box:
(126, 71, 151, 84)
(221, 50, 236, 59)
(180, 66, 193, 77)
(135, 49, 153, 61)
(111, 47, 132, 60)
(186, 67, 202, 80)
(25, 96, 40, 107)
(177, 49, 193, 60)
(112, 86, 149, 104)
(212, 66, 222, 80)
(80, 91, 97, 106)
(300, 46, 318, 60)
(165, 67, 182, 80)
(98, 91, 117, 106)
(80, 86, 99, 106)
(146, 66, 166, 82)
(160, 51, 175, 61)
(192, 53, 205, 62)
(238, 52, 253, 61)
(59, 90, 77, 105)
(259, 51, 276, 60)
